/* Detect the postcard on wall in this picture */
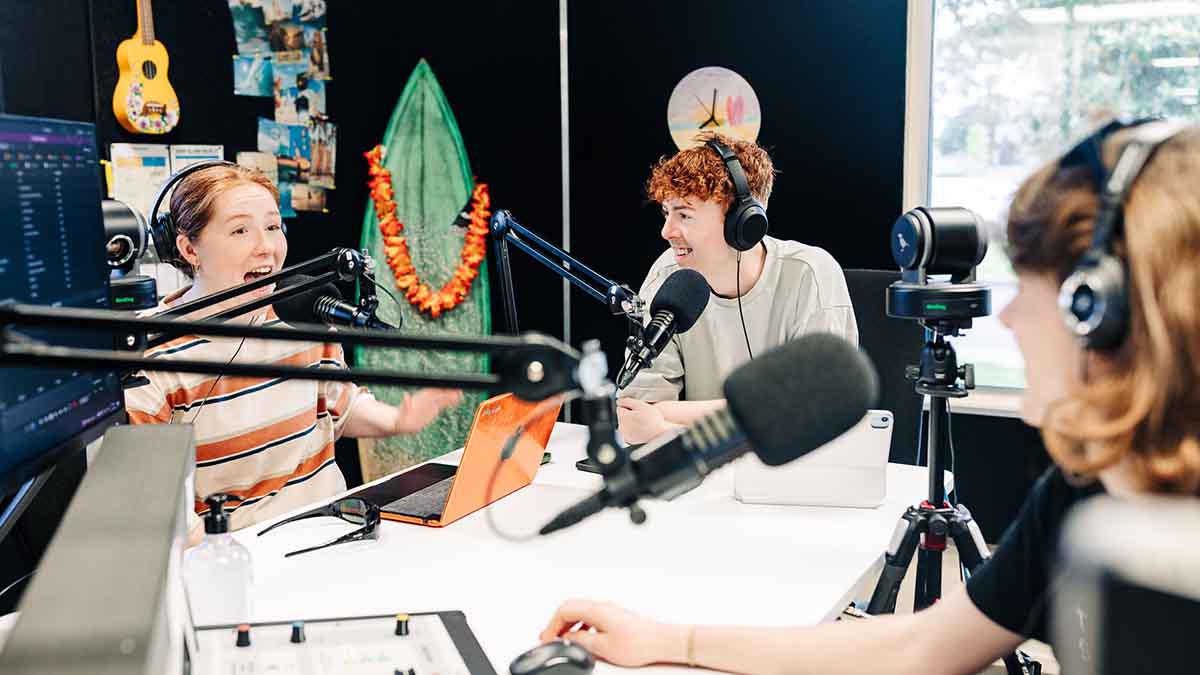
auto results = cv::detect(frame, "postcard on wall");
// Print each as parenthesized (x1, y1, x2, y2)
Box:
(305, 27, 330, 80)
(261, 0, 294, 24)
(273, 58, 326, 125)
(277, 180, 297, 218)
(257, 118, 310, 160)
(290, 183, 326, 212)
(268, 20, 307, 52)
(257, 118, 312, 188)
(236, 151, 280, 185)
(234, 53, 273, 96)
(308, 117, 336, 188)
(108, 143, 171, 221)
(228, 0, 269, 54)
(294, 0, 326, 24)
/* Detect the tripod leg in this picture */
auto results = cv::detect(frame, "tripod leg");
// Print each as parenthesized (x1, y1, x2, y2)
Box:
(915, 545, 943, 611)
(866, 508, 922, 615)
(947, 504, 990, 573)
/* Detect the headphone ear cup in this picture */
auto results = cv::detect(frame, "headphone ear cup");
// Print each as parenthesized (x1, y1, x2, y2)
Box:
(1059, 253, 1128, 350)
(150, 212, 177, 265)
(726, 198, 769, 251)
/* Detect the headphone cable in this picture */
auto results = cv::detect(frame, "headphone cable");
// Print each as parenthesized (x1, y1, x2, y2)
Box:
(736, 251, 753, 359)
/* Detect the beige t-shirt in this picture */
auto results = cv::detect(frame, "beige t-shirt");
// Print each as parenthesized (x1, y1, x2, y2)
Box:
(619, 236, 858, 402)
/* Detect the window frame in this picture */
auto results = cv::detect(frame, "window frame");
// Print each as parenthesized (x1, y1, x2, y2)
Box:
(903, 0, 1023, 417)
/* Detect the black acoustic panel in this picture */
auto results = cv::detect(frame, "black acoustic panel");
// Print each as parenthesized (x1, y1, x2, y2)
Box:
(89, 1, 267, 153)
(0, 0, 95, 122)
(86, 0, 564, 343)
(86, 0, 565, 483)
(568, 0, 907, 378)
(325, 1, 564, 342)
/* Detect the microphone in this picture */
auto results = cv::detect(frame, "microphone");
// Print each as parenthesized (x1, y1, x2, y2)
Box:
(273, 275, 397, 330)
(540, 333, 879, 535)
(616, 269, 710, 389)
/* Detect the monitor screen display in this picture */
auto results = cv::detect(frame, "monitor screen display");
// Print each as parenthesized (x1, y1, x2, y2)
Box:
(0, 114, 123, 493)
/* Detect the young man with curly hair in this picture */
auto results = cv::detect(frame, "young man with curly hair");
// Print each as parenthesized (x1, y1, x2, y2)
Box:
(617, 132, 858, 443)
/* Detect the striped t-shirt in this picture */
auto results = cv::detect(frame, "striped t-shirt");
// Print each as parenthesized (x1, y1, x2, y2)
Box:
(124, 293, 370, 533)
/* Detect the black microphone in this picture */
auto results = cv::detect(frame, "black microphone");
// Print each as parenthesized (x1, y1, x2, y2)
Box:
(616, 269, 710, 389)
(273, 275, 397, 330)
(541, 333, 879, 535)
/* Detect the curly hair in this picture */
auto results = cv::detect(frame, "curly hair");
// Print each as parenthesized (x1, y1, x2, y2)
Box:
(168, 164, 280, 278)
(1008, 125, 1200, 495)
(645, 131, 776, 210)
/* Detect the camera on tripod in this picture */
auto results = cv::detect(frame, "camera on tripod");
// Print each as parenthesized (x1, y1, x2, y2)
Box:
(886, 206, 991, 398)
(872, 207, 1042, 672)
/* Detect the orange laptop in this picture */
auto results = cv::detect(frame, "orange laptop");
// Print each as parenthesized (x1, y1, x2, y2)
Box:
(349, 393, 560, 527)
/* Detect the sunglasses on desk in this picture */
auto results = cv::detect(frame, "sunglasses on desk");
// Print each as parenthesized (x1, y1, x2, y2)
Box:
(257, 497, 381, 558)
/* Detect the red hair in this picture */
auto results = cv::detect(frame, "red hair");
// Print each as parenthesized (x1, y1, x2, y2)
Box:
(168, 164, 279, 278)
(646, 131, 776, 211)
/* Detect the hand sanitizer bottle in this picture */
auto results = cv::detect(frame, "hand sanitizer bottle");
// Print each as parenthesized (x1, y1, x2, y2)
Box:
(184, 494, 253, 626)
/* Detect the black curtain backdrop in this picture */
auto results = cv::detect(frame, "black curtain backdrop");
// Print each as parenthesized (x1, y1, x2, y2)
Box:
(0, 0, 1050, 607)
(568, 0, 906, 382)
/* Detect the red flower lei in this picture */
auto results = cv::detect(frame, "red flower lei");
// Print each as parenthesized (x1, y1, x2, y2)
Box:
(365, 145, 490, 318)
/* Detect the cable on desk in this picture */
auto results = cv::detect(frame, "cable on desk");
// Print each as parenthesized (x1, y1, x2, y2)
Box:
(484, 391, 578, 543)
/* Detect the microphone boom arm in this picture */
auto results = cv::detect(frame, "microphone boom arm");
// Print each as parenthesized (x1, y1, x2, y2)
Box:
(147, 248, 375, 348)
(0, 303, 580, 401)
(490, 210, 644, 333)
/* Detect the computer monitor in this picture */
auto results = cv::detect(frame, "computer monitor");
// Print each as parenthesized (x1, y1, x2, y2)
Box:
(0, 114, 124, 499)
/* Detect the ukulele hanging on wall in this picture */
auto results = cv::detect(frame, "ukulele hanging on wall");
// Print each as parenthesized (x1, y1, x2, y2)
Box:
(112, 0, 179, 134)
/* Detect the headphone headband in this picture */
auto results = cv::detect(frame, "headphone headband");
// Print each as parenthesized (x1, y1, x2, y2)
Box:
(706, 139, 755, 202)
(705, 138, 769, 251)
(146, 159, 245, 271)
(148, 159, 237, 227)
(1058, 118, 1192, 350)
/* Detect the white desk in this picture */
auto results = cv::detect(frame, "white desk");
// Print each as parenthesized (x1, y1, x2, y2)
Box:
(213, 423, 943, 674)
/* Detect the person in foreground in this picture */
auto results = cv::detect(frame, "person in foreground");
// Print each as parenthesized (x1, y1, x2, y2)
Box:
(540, 119, 1200, 673)
(125, 164, 461, 541)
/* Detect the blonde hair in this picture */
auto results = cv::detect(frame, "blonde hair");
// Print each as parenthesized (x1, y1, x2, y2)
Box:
(168, 164, 280, 278)
(1007, 126, 1200, 495)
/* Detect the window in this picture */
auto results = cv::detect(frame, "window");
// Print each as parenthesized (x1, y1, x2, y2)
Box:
(921, 0, 1200, 388)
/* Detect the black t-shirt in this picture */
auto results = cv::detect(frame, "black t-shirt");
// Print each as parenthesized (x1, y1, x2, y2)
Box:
(966, 466, 1105, 645)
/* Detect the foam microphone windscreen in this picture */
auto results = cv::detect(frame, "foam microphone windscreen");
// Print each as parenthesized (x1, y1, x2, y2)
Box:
(273, 274, 342, 326)
(723, 333, 879, 466)
(648, 269, 710, 332)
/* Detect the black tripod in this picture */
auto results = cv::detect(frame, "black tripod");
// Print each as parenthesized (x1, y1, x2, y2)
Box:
(865, 326, 1040, 675)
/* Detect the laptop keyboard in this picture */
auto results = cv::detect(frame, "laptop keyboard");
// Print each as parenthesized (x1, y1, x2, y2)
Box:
(383, 476, 456, 520)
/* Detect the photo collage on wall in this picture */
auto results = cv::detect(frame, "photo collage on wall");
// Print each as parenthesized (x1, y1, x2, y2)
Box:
(229, 0, 335, 214)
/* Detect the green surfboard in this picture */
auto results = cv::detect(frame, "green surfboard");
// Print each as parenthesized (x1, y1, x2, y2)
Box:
(356, 59, 490, 481)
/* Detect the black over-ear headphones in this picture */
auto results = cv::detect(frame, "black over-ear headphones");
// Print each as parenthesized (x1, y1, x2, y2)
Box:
(706, 139, 769, 251)
(148, 159, 286, 271)
(1058, 118, 1191, 350)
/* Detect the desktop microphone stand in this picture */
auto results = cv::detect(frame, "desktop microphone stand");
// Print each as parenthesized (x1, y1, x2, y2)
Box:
(864, 325, 1038, 675)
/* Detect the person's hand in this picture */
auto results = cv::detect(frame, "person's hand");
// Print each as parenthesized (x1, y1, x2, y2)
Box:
(616, 398, 676, 444)
(538, 599, 685, 667)
(392, 388, 463, 434)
